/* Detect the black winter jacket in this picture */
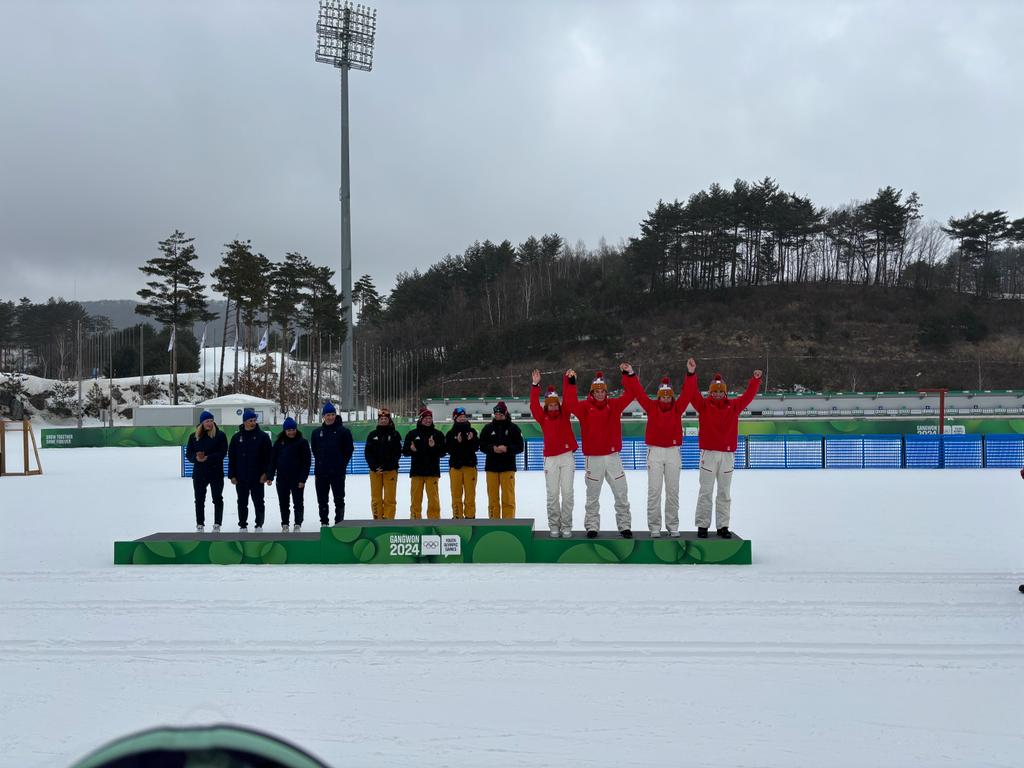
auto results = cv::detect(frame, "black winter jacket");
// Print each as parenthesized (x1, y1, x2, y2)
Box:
(445, 422, 479, 469)
(227, 425, 272, 484)
(185, 428, 228, 482)
(402, 424, 447, 477)
(479, 420, 524, 473)
(310, 420, 355, 476)
(364, 426, 403, 472)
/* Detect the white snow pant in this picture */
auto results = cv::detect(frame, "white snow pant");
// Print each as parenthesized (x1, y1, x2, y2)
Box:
(584, 453, 631, 532)
(544, 451, 575, 533)
(695, 449, 735, 529)
(646, 446, 681, 534)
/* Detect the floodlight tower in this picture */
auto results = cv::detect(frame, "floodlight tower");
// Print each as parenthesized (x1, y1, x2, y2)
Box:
(316, 0, 377, 413)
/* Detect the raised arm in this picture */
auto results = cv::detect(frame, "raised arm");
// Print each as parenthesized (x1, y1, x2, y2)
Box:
(682, 358, 705, 414)
(610, 363, 638, 415)
(733, 370, 763, 413)
(622, 366, 652, 412)
(529, 369, 545, 422)
(563, 369, 582, 418)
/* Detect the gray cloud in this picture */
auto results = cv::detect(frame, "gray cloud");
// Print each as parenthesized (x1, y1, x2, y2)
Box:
(1, 0, 1022, 302)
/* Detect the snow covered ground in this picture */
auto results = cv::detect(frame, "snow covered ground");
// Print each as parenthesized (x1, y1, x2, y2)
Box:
(1, 449, 1022, 767)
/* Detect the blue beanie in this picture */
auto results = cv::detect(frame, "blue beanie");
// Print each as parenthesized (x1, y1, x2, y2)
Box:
(322, 401, 337, 416)
(198, 410, 214, 425)
(242, 408, 257, 422)
(283, 417, 297, 430)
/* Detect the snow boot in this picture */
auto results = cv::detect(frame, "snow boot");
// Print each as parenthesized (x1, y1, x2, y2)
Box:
(620, 529, 633, 539)
(560, 530, 572, 538)
(254, 526, 263, 533)
(717, 527, 732, 539)
(293, 524, 301, 532)
(697, 527, 708, 539)
(650, 530, 661, 538)
(238, 525, 248, 532)
(669, 530, 681, 538)
(281, 524, 290, 533)
(212, 524, 221, 532)
(548, 530, 559, 538)
(196, 525, 204, 532)
(586, 530, 598, 539)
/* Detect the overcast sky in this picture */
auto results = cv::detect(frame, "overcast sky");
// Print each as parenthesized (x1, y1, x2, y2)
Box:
(1, 0, 1022, 303)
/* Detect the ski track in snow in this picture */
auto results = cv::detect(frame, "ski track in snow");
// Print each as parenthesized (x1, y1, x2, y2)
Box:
(1, 448, 1023, 768)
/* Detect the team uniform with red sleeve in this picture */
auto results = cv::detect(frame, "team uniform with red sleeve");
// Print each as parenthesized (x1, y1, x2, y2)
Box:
(681, 372, 761, 530)
(564, 371, 636, 534)
(625, 375, 686, 536)
(530, 384, 579, 536)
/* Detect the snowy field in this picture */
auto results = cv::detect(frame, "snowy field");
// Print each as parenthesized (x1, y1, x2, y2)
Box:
(1, 448, 1023, 768)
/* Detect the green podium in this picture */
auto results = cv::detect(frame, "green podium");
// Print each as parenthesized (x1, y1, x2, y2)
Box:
(114, 519, 751, 565)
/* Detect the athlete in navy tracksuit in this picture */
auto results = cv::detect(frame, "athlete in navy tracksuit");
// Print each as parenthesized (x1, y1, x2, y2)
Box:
(185, 410, 228, 531)
(227, 408, 273, 530)
(310, 402, 355, 525)
(267, 416, 312, 531)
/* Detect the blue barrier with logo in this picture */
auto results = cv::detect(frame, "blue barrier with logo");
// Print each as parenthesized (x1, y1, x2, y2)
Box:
(182, 434, 1024, 476)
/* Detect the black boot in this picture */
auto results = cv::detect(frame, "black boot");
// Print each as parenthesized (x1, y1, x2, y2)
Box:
(586, 530, 598, 539)
(620, 529, 633, 539)
(717, 527, 732, 539)
(697, 527, 708, 539)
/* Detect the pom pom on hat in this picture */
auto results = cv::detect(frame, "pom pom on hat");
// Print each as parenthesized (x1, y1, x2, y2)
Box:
(544, 386, 561, 407)
(590, 371, 608, 393)
(709, 373, 727, 395)
(657, 377, 674, 398)
(418, 407, 433, 422)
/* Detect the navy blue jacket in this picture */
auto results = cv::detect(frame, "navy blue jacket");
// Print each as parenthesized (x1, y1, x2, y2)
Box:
(310, 420, 355, 476)
(268, 432, 312, 485)
(185, 428, 228, 482)
(227, 425, 272, 484)
(364, 425, 403, 472)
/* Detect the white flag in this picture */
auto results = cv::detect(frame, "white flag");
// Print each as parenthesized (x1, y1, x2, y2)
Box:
(289, 333, 299, 354)
(258, 328, 268, 352)
(199, 324, 207, 349)
(167, 327, 176, 352)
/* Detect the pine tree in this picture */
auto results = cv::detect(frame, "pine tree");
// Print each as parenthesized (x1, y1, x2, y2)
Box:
(269, 252, 314, 411)
(136, 230, 216, 404)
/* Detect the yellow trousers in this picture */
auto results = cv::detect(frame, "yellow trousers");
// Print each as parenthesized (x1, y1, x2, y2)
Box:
(486, 471, 517, 519)
(410, 476, 441, 520)
(369, 470, 398, 519)
(448, 467, 478, 519)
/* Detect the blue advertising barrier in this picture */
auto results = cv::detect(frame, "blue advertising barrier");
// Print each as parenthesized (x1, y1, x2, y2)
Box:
(181, 434, 1023, 477)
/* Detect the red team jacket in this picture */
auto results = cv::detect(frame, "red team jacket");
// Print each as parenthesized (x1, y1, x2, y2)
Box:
(563, 374, 635, 456)
(624, 375, 686, 448)
(682, 373, 760, 453)
(529, 384, 579, 457)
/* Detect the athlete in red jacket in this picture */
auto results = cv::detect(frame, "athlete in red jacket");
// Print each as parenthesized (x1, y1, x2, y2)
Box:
(682, 357, 762, 539)
(625, 370, 686, 537)
(564, 364, 636, 538)
(530, 369, 579, 538)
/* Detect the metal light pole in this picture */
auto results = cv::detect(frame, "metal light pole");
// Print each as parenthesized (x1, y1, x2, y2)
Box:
(315, 0, 377, 413)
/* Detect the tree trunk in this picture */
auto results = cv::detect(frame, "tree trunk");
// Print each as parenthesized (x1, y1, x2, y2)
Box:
(217, 298, 230, 396)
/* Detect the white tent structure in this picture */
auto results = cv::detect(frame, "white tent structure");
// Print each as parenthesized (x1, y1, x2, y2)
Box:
(197, 394, 279, 426)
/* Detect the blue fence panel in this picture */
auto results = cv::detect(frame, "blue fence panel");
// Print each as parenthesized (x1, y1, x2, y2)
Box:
(785, 435, 824, 468)
(942, 434, 983, 468)
(747, 435, 787, 469)
(681, 437, 701, 469)
(862, 435, 903, 468)
(824, 435, 863, 468)
(985, 434, 1024, 468)
(904, 435, 941, 468)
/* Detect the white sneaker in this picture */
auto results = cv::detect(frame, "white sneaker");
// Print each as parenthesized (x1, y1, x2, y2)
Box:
(212, 524, 221, 532)
(670, 530, 681, 538)
(549, 530, 559, 538)
(560, 530, 572, 538)
(293, 524, 301, 532)
(254, 526, 263, 532)
(650, 530, 661, 538)
(282, 524, 290, 532)
(196, 525, 204, 532)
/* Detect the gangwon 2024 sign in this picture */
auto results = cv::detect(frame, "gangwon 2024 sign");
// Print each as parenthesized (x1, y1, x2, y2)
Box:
(387, 533, 461, 558)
